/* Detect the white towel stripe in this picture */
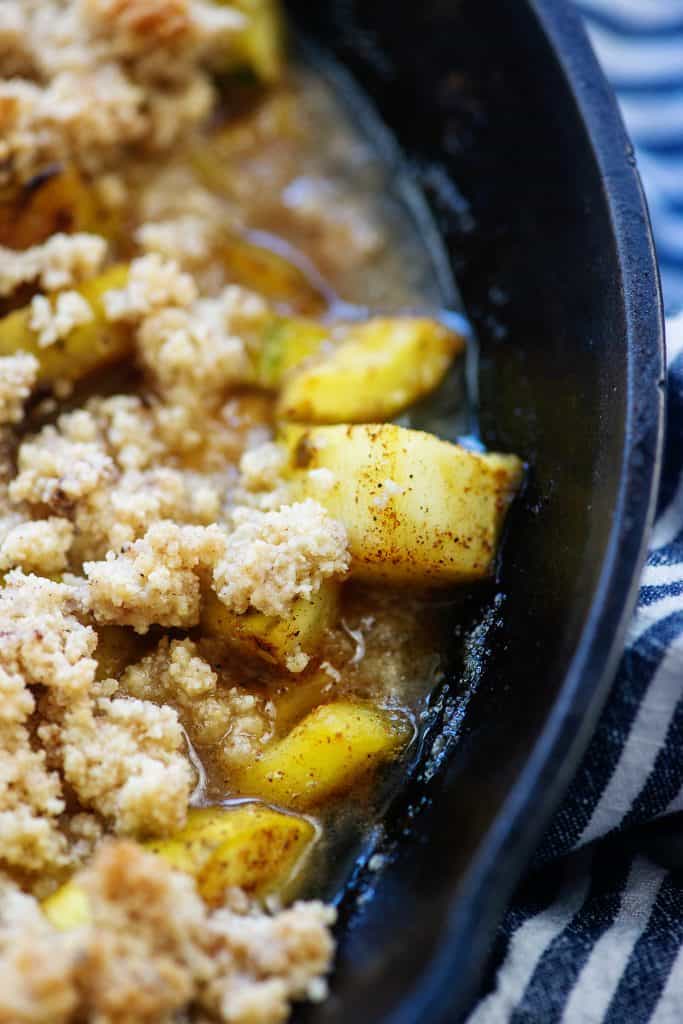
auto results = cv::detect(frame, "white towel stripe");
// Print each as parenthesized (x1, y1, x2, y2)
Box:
(580, 635, 683, 846)
(649, 937, 683, 1024)
(578, 0, 683, 27)
(620, 95, 683, 142)
(586, 24, 683, 80)
(665, 312, 683, 364)
(560, 859, 667, 1024)
(628, 594, 683, 645)
(467, 873, 591, 1024)
(642, 562, 683, 587)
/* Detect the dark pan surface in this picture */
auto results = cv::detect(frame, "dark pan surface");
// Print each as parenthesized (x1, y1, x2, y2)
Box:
(286, 1, 665, 1020)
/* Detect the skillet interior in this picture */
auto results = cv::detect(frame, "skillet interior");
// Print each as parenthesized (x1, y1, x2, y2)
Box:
(285, 0, 665, 1021)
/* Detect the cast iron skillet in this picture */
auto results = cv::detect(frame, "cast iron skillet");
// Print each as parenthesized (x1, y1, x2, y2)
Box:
(285, 1, 666, 1021)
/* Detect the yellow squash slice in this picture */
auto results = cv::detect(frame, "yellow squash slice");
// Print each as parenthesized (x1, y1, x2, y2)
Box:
(220, 236, 327, 316)
(283, 423, 523, 585)
(0, 264, 131, 384)
(231, 701, 412, 810)
(270, 668, 336, 735)
(43, 803, 316, 928)
(94, 626, 148, 682)
(213, 0, 284, 82)
(278, 317, 464, 423)
(201, 580, 339, 672)
(254, 315, 328, 388)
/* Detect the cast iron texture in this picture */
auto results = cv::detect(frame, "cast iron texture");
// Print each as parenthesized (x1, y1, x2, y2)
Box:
(286, 1, 665, 1021)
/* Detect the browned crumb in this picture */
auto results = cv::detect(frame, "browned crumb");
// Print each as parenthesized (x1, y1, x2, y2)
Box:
(212, 500, 350, 618)
(0, 353, 38, 426)
(0, 1, 244, 187)
(0, 516, 74, 573)
(120, 636, 276, 767)
(0, 233, 107, 297)
(0, 842, 335, 1024)
(84, 521, 226, 632)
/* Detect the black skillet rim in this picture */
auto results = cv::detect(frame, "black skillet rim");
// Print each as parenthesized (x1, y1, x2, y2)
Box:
(381, 1, 666, 1020)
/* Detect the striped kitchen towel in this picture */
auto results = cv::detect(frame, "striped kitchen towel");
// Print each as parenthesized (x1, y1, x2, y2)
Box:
(467, 2, 683, 1021)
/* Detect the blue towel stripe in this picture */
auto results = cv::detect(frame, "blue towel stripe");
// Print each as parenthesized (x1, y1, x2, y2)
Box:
(534, 612, 683, 865)
(602, 873, 683, 1024)
(511, 848, 633, 1023)
(621, 678, 683, 828)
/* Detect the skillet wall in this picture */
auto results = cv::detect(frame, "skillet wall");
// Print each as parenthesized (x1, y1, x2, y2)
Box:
(287, 1, 660, 1021)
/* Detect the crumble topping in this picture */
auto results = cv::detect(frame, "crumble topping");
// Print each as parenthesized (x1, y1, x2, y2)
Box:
(8, 396, 241, 563)
(40, 694, 193, 836)
(0, 571, 96, 877)
(0, 842, 335, 1024)
(0, 232, 107, 296)
(0, 0, 246, 186)
(120, 637, 276, 766)
(236, 440, 292, 511)
(213, 500, 350, 618)
(136, 291, 254, 401)
(0, 353, 38, 425)
(0, 570, 96, 698)
(0, 570, 196, 879)
(239, 442, 288, 492)
(0, 0, 443, 1015)
(84, 500, 348, 633)
(136, 214, 219, 266)
(102, 253, 197, 321)
(10, 418, 117, 507)
(0, 515, 74, 573)
(84, 521, 227, 632)
(28, 289, 94, 347)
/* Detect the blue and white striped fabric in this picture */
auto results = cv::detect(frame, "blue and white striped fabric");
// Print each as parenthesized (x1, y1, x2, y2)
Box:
(467, 2, 683, 1021)
(579, 0, 683, 314)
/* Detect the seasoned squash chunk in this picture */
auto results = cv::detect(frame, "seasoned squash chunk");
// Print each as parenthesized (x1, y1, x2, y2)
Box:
(42, 880, 90, 930)
(0, 165, 98, 250)
(147, 804, 315, 906)
(232, 701, 412, 809)
(194, 807, 316, 906)
(0, 164, 123, 250)
(201, 579, 339, 672)
(213, 0, 284, 82)
(282, 423, 523, 585)
(43, 804, 316, 927)
(0, 264, 131, 384)
(271, 668, 336, 735)
(255, 315, 328, 389)
(220, 235, 327, 316)
(278, 317, 464, 423)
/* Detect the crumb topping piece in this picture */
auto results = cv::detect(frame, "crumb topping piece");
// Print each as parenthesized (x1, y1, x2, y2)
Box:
(0, 516, 74, 573)
(41, 695, 193, 836)
(0, 352, 38, 425)
(0, 842, 335, 1024)
(0, 1, 409, 1016)
(0, 0, 247, 186)
(0, 233, 107, 297)
(29, 290, 94, 348)
(102, 253, 197, 321)
(213, 500, 350, 619)
(121, 637, 276, 766)
(136, 285, 263, 402)
(0, 570, 96, 698)
(84, 521, 226, 632)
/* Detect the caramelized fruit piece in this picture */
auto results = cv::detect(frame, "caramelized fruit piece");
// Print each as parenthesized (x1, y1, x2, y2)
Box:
(231, 701, 412, 810)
